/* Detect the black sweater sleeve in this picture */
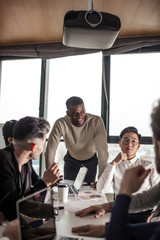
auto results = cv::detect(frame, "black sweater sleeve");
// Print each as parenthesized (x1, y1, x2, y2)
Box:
(106, 194, 160, 240)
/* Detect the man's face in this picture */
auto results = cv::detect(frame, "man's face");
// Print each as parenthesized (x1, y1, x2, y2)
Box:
(31, 135, 46, 160)
(119, 132, 140, 160)
(67, 103, 86, 127)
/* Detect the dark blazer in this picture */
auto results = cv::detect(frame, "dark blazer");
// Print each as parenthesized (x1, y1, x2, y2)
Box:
(106, 194, 160, 240)
(0, 144, 46, 220)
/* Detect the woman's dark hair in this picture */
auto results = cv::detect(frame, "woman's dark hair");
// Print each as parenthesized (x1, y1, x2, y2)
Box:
(2, 120, 17, 146)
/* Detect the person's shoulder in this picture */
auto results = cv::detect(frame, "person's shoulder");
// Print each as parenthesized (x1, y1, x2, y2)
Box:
(86, 113, 101, 118)
(86, 113, 102, 122)
(0, 146, 11, 158)
(138, 158, 155, 167)
(0, 146, 13, 167)
(86, 114, 104, 130)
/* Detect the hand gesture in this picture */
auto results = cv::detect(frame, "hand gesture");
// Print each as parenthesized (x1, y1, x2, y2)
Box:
(72, 224, 105, 237)
(90, 181, 97, 190)
(111, 152, 127, 166)
(42, 163, 60, 187)
(119, 165, 151, 196)
(75, 203, 110, 218)
(3, 219, 20, 240)
(146, 212, 154, 223)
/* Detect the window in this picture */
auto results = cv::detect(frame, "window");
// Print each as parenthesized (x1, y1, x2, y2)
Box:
(47, 52, 102, 127)
(46, 52, 103, 174)
(105, 52, 160, 166)
(0, 59, 41, 122)
(109, 53, 160, 139)
(0, 59, 41, 174)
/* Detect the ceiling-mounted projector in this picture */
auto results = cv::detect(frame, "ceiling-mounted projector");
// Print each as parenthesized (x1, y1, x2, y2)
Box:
(63, 10, 121, 49)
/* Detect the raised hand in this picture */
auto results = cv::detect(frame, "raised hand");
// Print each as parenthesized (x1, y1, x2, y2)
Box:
(42, 162, 60, 187)
(90, 181, 97, 190)
(110, 152, 127, 166)
(119, 165, 151, 196)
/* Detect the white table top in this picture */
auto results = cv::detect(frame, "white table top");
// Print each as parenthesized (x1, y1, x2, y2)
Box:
(53, 185, 111, 240)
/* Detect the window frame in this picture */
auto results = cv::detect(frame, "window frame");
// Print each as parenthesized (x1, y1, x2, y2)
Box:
(103, 48, 160, 145)
(0, 46, 159, 176)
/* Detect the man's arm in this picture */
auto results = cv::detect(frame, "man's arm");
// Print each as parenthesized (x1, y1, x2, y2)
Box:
(0, 154, 21, 220)
(77, 181, 160, 219)
(130, 181, 160, 212)
(106, 195, 160, 240)
(72, 224, 105, 237)
(73, 167, 156, 239)
(2, 219, 20, 240)
(106, 166, 153, 240)
(75, 202, 112, 218)
(96, 151, 127, 193)
(29, 163, 60, 194)
(149, 162, 160, 187)
(45, 120, 62, 169)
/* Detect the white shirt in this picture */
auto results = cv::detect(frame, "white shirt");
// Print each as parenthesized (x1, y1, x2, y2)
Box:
(97, 156, 159, 197)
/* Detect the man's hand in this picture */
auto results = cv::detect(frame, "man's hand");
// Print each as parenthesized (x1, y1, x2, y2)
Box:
(90, 181, 97, 190)
(146, 212, 154, 223)
(119, 165, 151, 196)
(72, 224, 105, 237)
(55, 175, 63, 185)
(42, 163, 60, 187)
(3, 219, 20, 240)
(110, 152, 127, 166)
(75, 203, 111, 218)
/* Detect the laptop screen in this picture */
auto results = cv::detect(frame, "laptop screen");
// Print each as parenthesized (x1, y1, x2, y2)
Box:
(16, 187, 56, 240)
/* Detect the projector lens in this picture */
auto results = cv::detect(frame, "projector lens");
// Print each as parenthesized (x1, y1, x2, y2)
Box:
(85, 10, 102, 27)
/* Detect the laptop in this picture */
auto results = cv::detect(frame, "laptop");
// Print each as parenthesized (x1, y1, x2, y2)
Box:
(16, 187, 83, 240)
(66, 166, 88, 195)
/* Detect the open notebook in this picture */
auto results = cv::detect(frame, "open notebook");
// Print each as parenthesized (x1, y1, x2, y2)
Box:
(16, 187, 83, 240)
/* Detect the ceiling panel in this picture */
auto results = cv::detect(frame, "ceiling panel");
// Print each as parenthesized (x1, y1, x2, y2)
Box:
(0, 0, 160, 46)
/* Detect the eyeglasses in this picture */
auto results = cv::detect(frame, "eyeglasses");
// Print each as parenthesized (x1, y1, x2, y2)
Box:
(121, 138, 139, 146)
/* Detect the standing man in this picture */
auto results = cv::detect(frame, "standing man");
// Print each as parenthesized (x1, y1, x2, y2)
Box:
(45, 96, 109, 184)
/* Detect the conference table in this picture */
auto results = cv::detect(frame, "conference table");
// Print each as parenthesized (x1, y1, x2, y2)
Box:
(52, 182, 111, 240)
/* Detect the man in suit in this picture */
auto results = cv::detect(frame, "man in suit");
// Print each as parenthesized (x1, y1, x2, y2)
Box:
(0, 116, 60, 221)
